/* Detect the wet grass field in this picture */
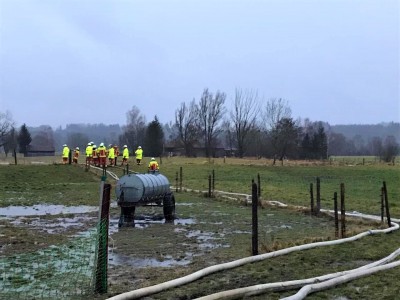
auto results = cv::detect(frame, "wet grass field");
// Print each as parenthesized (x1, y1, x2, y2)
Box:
(0, 158, 399, 299)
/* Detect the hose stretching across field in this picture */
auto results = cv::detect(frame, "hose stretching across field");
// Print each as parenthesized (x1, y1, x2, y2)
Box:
(106, 203, 399, 300)
(89, 165, 120, 181)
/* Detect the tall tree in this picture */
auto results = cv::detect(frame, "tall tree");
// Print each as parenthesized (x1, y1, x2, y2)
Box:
(144, 116, 165, 157)
(368, 136, 383, 157)
(0, 111, 15, 148)
(262, 98, 292, 131)
(119, 106, 146, 149)
(175, 100, 200, 156)
(17, 124, 32, 155)
(269, 117, 300, 161)
(230, 88, 260, 158)
(311, 123, 328, 159)
(3, 127, 18, 156)
(381, 135, 399, 162)
(196, 88, 226, 157)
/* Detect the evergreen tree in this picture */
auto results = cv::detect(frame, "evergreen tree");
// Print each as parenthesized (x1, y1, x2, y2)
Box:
(3, 127, 18, 156)
(17, 124, 32, 155)
(300, 133, 312, 159)
(144, 116, 165, 157)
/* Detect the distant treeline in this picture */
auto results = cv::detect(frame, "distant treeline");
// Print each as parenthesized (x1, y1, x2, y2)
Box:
(330, 122, 400, 144)
(23, 122, 398, 159)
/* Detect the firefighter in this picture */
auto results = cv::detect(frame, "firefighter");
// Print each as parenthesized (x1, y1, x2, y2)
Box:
(62, 144, 70, 164)
(148, 157, 159, 172)
(135, 146, 143, 165)
(85, 142, 92, 166)
(108, 144, 115, 166)
(73, 147, 79, 164)
(92, 145, 99, 166)
(98, 143, 107, 167)
(113, 145, 119, 166)
(121, 145, 129, 166)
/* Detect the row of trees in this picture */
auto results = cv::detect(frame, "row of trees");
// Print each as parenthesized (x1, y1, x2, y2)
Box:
(0, 111, 32, 156)
(1, 87, 399, 161)
(117, 88, 398, 162)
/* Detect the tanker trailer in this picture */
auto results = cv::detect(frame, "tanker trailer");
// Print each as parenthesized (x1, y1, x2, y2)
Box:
(115, 171, 175, 227)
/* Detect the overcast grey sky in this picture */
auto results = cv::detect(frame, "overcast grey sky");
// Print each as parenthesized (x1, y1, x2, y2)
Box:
(0, 0, 399, 129)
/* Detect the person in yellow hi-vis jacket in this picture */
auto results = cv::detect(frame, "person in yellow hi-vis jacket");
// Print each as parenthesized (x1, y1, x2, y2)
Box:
(121, 145, 129, 166)
(148, 157, 159, 172)
(62, 144, 70, 164)
(135, 146, 143, 165)
(85, 142, 93, 166)
(108, 144, 115, 166)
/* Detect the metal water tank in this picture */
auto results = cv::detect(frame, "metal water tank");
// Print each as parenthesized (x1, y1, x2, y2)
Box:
(115, 172, 175, 227)
(116, 172, 170, 204)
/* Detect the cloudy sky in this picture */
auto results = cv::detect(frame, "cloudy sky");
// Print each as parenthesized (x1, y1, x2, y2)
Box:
(0, 0, 399, 129)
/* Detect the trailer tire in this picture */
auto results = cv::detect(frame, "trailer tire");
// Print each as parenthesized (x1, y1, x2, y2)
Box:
(163, 193, 175, 221)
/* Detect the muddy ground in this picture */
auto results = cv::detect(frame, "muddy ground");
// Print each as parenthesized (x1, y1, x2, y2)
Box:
(0, 192, 380, 300)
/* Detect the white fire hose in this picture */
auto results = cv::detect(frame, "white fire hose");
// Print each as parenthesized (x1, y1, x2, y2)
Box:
(107, 209, 399, 300)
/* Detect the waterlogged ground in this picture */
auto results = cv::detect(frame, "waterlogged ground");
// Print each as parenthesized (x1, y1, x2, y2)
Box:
(0, 190, 392, 299)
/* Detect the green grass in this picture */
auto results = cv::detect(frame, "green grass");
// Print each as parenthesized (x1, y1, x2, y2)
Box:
(0, 158, 399, 300)
(1, 157, 398, 216)
(111, 156, 400, 217)
(0, 164, 100, 206)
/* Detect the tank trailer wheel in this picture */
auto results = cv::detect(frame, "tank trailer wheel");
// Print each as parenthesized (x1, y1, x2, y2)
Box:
(163, 193, 176, 221)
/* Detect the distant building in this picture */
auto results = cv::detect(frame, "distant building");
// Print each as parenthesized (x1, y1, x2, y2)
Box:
(26, 144, 55, 157)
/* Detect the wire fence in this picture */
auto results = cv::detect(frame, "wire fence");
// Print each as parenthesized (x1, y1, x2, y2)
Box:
(0, 226, 106, 299)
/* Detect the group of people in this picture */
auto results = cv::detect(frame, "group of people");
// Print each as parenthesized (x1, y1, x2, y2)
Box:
(61, 143, 159, 171)
(84, 142, 123, 168)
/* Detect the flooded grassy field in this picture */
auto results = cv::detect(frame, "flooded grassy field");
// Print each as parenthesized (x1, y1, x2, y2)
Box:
(0, 163, 399, 299)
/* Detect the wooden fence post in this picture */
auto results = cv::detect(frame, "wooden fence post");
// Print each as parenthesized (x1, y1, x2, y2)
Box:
(316, 177, 321, 214)
(252, 181, 258, 256)
(383, 181, 391, 228)
(310, 183, 314, 215)
(208, 174, 212, 198)
(333, 192, 338, 238)
(179, 166, 183, 192)
(175, 171, 179, 193)
(380, 186, 385, 224)
(340, 183, 346, 238)
(212, 169, 215, 197)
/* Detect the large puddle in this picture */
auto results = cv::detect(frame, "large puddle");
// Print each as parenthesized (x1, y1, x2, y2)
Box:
(108, 252, 192, 268)
(0, 204, 99, 216)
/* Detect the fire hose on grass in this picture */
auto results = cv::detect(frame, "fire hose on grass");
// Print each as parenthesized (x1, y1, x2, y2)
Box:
(195, 246, 400, 300)
(107, 215, 399, 300)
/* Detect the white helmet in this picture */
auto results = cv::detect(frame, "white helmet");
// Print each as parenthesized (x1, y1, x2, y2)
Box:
(93, 145, 97, 149)
(63, 144, 67, 147)
(123, 145, 127, 148)
(76, 147, 79, 150)
(87, 142, 91, 146)
(151, 157, 155, 161)
(100, 142, 104, 147)
(138, 146, 142, 149)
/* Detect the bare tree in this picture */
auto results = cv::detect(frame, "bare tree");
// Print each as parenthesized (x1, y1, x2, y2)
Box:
(196, 88, 226, 157)
(262, 98, 292, 131)
(230, 88, 260, 158)
(381, 135, 399, 162)
(0, 111, 15, 148)
(221, 120, 236, 156)
(175, 99, 200, 156)
(119, 106, 146, 149)
(260, 98, 292, 158)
